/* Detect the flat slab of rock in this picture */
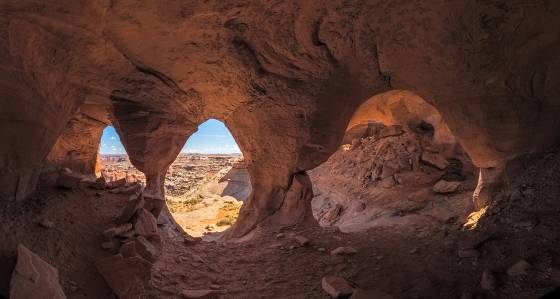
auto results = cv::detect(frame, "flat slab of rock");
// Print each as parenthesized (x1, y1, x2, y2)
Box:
(117, 194, 144, 223)
(135, 236, 161, 263)
(182, 289, 220, 298)
(10, 244, 66, 299)
(433, 180, 461, 194)
(134, 208, 158, 237)
(331, 246, 358, 256)
(322, 275, 354, 298)
(95, 254, 152, 299)
(421, 152, 449, 170)
(119, 236, 160, 263)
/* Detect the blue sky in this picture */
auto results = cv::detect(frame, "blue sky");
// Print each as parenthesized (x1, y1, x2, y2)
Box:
(99, 119, 241, 155)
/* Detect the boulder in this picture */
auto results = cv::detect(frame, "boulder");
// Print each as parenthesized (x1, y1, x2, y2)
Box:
(134, 236, 161, 263)
(117, 194, 145, 224)
(56, 171, 82, 189)
(379, 125, 404, 138)
(331, 246, 358, 256)
(322, 276, 354, 298)
(134, 208, 158, 237)
(182, 289, 220, 298)
(421, 152, 449, 170)
(433, 180, 461, 194)
(10, 244, 66, 299)
(95, 254, 152, 299)
(118, 236, 160, 263)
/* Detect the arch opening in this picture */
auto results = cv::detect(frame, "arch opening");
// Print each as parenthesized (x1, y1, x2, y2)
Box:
(309, 90, 480, 232)
(98, 126, 145, 184)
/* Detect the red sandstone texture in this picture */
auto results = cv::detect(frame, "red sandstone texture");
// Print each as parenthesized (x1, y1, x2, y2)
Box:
(1, 1, 560, 298)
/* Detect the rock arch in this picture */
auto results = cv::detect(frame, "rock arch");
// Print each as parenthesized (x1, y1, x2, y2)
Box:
(0, 0, 559, 237)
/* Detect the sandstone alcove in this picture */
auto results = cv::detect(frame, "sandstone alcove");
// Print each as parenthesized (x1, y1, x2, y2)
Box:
(1, 1, 560, 298)
(310, 90, 477, 232)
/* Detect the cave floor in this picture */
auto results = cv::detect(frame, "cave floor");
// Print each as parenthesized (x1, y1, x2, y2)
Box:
(1, 184, 559, 299)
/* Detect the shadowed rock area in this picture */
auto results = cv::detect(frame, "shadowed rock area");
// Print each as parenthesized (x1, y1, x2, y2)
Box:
(1, 1, 560, 298)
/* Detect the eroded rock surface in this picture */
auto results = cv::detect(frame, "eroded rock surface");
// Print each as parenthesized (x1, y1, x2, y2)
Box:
(0, 1, 558, 237)
(10, 244, 66, 299)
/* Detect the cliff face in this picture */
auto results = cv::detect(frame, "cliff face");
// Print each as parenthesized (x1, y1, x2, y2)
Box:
(1, 0, 560, 236)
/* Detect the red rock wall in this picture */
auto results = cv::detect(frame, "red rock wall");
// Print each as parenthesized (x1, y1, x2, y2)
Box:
(0, 0, 559, 235)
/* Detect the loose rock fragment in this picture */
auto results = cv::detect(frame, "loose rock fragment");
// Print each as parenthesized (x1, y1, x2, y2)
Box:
(10, 244, 66, 299)
(134, 236, 161, 263)
(507, 260, 531, 276)
(322, 275, 354, 298)
(133, 208, 158, 237)
(331, 246, 358, 256)
(433, 180, 461, 194)
(117, 194, 144, 223)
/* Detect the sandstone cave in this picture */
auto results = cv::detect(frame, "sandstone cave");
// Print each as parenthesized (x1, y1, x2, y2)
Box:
(1, 1, 560, 299)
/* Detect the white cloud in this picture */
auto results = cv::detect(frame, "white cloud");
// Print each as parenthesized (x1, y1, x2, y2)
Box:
(110, 136, 116, 140)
